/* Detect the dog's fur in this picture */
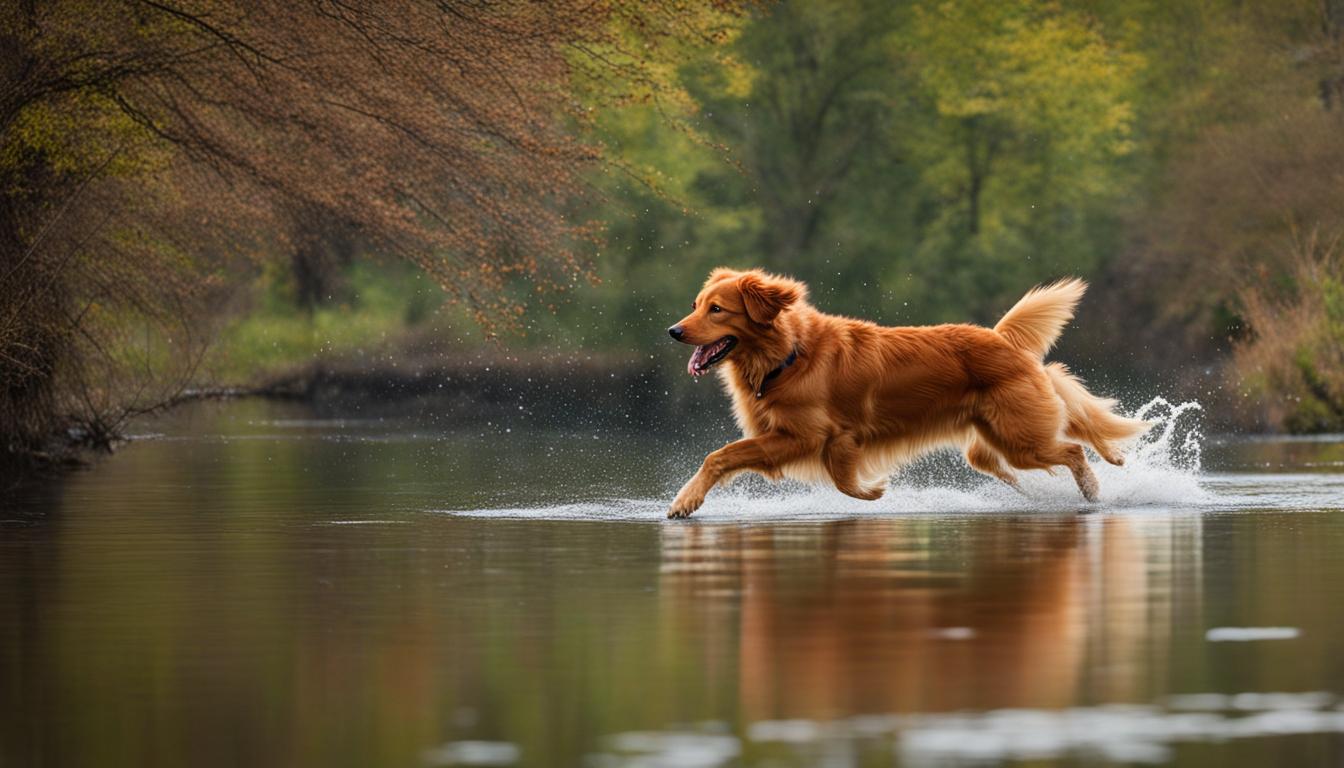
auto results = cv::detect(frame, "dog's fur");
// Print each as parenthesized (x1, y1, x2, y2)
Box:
(665, 268, 1149, 518)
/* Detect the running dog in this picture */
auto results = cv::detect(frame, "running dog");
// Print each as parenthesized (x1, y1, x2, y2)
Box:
(665, 268, 1148, 518)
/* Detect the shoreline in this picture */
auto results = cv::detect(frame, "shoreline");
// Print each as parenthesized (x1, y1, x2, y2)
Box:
(3, 355, 695, 485)
(4, 353, 1325, 488)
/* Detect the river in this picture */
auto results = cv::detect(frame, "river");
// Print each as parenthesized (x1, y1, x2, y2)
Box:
(3, 397, 1343, 767)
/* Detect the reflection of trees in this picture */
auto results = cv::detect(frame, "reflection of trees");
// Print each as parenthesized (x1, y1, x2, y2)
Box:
(3, 428, 1210, 768)
(1084, 516, 1204, 702)
(659, 515, 1202, 720)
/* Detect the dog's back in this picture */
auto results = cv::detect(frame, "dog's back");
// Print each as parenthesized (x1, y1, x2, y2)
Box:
(795, 279, 1149, 491)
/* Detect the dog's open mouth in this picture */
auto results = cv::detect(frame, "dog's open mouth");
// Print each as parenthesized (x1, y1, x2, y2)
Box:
(687, 336, 737, 376)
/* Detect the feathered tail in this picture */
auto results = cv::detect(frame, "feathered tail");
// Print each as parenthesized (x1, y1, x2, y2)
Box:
(996, 278, 1150, 463)
(994, 278, 1087, 359)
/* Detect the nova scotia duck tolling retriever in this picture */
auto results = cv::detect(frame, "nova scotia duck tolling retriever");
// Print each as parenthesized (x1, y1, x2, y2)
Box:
(664, 268, 1150, 518)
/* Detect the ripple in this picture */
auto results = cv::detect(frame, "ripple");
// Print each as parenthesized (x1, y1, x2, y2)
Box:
(1206, 627, 1302, 641)
(584, 694, 1344, 767)
(421, 740, 519, 766)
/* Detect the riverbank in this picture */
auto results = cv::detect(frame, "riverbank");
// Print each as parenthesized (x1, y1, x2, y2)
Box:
(0, 331, 1290, 489)
(1, 350, 723, 488)
(245, 352, 701, 431)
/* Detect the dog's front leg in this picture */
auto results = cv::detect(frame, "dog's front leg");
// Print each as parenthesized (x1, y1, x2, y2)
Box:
(668, 433, 814, 519)
(823, 432, 886, 500)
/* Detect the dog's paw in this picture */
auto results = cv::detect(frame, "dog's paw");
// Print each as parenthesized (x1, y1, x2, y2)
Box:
(839, 484, 885, 501)
(667, 493, 704, 519)
(668, 476, 707, 520)
(667, 503, 697, 519)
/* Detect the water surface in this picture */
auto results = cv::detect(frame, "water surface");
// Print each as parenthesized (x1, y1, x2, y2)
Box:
(3, 399, 1344, 767)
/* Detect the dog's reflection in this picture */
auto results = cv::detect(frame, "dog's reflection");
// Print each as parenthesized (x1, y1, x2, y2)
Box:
(658, 515, 1184, 719)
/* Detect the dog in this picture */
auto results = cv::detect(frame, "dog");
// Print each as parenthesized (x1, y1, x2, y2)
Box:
(664, 268, 1149, 518)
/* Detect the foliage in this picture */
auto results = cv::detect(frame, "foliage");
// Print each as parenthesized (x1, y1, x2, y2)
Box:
(544, 0, 1144, 343)
(1094, 0, 1344, 377)
(206, 261, 448, 382)
(899, 0, 1141, 317)
(9, 0, 1344, 449)
(0, 0, 742, 463)
(1232, 232, 1344, 432)
(541, 0, 1344, 432)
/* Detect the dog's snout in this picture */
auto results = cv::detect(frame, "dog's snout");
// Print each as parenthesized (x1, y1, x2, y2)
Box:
(668, 325, 685, 341)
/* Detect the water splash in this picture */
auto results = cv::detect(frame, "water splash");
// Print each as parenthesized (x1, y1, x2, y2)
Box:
(1075, 396, 1208, 507)
(1132, 396, 1204, 473)
(444, 395, 1220, 521)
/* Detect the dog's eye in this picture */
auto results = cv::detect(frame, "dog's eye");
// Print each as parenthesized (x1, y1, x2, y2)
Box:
(709, 305, 722, 313)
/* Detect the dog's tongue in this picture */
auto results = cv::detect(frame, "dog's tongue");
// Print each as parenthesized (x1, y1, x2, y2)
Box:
(687, 338, 729, 376)
(687, 345, 711, 376)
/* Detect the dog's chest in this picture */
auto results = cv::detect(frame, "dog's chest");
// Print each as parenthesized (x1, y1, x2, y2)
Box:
(731, 384, 801, 438)
(728, 387, 789, 438)
(719, 364, 800, 437)
(728, 390, 760, 436)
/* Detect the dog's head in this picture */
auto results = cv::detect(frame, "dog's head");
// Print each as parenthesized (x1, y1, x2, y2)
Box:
(668, 268, 807, 376)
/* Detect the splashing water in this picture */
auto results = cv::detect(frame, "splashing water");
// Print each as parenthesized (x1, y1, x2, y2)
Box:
(1132, 396, 1204, 473)
(445, 396, 1222, 521)
(1074, 395, 1208, 507)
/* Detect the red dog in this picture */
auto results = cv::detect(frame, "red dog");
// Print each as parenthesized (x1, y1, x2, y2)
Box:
(665, 268, 1148, 518)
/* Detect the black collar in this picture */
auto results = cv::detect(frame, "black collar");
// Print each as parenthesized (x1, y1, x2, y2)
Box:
(756, 347, 799, 399)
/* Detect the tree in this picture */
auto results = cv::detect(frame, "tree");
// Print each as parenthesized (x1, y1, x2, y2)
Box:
(683, 0, 907, 291)
(1096, 0, 1340, 372)
(0, 0, 739, 464)
(896, 0, 1142, 321)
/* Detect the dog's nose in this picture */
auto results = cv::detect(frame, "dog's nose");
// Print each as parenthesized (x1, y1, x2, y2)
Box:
(668, 325, 684, 341)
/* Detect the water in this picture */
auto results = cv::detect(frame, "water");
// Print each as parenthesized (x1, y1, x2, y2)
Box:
(3, 398, 1344, 767)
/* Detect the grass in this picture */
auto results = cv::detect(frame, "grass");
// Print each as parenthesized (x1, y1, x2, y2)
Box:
(1232, 232, 1344, 432)
(205, 260, 453, 384)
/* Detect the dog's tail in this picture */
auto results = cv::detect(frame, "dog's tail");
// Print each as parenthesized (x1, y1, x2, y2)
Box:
(1045, 362, 1151, 465)
(994, 278, 1087, 359)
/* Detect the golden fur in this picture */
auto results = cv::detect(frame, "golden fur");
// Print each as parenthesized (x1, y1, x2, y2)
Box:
(666, 268, 1150, 518)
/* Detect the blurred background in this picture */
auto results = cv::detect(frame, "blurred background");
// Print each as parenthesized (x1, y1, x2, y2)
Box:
(7, 6, 1344, 767)
(5, 0, 1344, 470)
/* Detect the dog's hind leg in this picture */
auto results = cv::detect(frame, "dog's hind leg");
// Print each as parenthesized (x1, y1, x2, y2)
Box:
(974, 379, 1101, 502)
(823, 433, 886, 501)
(1044, 362, 1149, 466)
(1061, 443, 1101, 502)
(965, 437, 1020, 492)
(980, 427, 1099, 502)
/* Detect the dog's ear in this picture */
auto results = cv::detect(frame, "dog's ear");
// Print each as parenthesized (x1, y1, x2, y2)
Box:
(738, 271, 804, 325)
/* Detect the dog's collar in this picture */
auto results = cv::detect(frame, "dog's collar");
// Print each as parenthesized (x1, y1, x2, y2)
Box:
(756, 347, 799, 399)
